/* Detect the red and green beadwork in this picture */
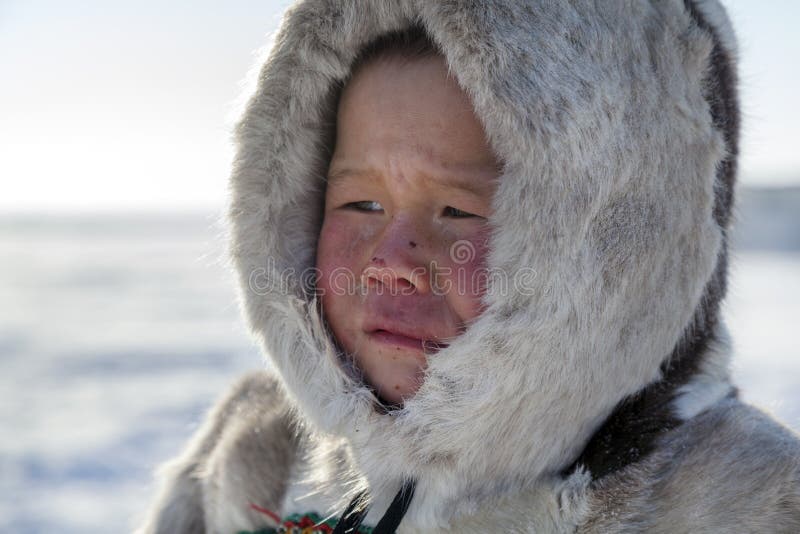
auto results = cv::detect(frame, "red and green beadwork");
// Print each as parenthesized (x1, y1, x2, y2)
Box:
(238, 511, 374, 534)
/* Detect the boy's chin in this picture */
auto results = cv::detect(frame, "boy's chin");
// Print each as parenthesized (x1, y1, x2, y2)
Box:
(372, 381, 421, 408)
(360, 358, 426, 408)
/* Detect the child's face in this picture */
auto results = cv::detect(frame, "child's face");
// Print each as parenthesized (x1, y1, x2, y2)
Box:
(316, 55, 499, 405)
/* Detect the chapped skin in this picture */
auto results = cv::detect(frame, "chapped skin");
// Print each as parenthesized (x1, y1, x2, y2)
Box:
(137, 1, 800, 532)
(317, 54, 499, 406)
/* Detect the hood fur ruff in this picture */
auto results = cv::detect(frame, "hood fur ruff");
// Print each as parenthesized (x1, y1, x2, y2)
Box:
(229, 0, 738, 527)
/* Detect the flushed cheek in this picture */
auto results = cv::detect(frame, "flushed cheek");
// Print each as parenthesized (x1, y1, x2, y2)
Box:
(438, 228, 492, 323)
(316, 216, 376, 349)
(317, 217, 376, 284)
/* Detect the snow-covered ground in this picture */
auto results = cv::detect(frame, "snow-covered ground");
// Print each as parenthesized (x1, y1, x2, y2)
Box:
(0, 204, 798, 533)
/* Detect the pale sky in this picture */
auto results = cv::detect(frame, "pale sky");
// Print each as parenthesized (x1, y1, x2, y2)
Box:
(1, 0, 798, 212)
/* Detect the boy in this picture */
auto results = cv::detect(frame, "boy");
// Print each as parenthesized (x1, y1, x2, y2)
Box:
(141, 2, 800, 533)
(317, 39, 499, 407)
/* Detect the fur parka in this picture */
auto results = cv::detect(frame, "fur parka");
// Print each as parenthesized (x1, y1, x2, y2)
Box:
(139, 1, 800, 532)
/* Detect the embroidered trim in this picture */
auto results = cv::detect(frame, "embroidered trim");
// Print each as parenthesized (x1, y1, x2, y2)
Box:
(238, 511, 374, 534)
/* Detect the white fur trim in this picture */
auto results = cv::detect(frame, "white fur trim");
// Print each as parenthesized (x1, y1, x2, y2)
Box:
(691, 0, 739, 58)
(228, 0, 730, 526)
(673, 322, 735, 420)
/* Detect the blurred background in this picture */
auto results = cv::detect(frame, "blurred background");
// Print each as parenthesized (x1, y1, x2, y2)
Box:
(1, 1, 798, 531)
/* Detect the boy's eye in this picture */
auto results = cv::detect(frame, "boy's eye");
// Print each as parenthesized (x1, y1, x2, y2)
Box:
(344, 200, 383, 212)
(442, 206, 479, 218)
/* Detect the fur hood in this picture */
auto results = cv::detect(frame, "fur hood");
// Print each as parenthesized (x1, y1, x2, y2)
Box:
(141, 1, 800, 532)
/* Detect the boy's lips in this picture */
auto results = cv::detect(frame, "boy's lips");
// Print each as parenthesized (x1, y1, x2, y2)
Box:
(368, 329, 426, 352)
(363, 320, 450, 353)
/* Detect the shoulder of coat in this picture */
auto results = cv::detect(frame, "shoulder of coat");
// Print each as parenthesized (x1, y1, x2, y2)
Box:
(580, 398, 800, 533)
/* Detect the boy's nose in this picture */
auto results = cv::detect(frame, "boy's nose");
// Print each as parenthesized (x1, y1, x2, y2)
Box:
(361, 221, 432, 295)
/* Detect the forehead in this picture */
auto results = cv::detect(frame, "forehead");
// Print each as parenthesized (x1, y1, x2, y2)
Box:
(327, 161, 498, 200)
(332, 55, 499, 176)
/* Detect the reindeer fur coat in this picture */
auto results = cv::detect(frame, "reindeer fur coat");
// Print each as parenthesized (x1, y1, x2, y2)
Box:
(139, 1, 800, 532)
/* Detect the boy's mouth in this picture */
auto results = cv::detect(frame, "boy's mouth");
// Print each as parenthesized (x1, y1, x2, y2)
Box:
(368, 329, 426, 352)
(364, 322, 449, 354)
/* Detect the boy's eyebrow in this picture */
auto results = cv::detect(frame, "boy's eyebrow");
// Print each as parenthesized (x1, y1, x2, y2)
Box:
(326, 163, 499, 195)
